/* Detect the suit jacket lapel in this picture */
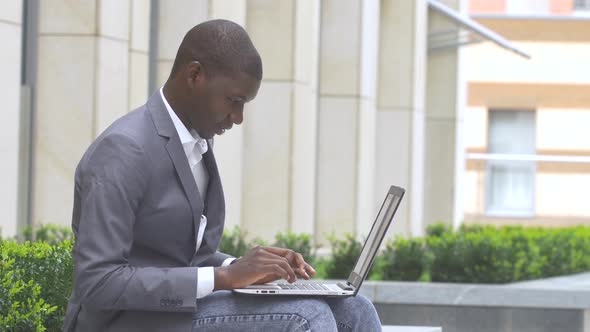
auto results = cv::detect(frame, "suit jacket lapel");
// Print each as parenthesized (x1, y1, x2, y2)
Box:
(147, 93, 204, 239)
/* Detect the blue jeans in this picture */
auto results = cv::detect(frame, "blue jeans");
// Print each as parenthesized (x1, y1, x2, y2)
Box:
(192, 291, 381, 331)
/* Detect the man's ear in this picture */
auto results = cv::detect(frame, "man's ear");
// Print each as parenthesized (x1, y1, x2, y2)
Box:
(186, 61, 204, 88)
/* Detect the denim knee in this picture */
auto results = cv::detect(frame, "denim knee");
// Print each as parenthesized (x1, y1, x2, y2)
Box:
(326, 294, 381, 331)
(353, 295, 378, 315)
(293, 298, 337, 331)
(349, 295, 381, 329)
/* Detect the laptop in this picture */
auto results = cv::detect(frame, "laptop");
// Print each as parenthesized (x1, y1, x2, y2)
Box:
(233, 185, 405, 297)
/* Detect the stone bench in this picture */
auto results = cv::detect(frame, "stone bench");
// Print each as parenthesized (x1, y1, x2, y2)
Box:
(382, 326, 442, 332)
(333, 272, 590, 332)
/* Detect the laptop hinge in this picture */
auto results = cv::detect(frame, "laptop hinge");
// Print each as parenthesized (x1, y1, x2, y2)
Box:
(337, 282, 355, 291)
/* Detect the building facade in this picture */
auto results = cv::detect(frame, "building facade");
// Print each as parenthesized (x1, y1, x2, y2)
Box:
(7, 0, 570, 246)
(464, 0, 590, 227)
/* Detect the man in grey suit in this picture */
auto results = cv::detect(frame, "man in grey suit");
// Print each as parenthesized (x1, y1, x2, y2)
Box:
(64, 19, 381, 332)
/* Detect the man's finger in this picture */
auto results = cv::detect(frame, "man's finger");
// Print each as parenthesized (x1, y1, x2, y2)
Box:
(291, 252, 309, 279)
(263, 246, 308, 267)
(255, 246, 295, 263)
(262, 246, 291, 257)
(262, 246, 315, 280)
(295, 262, 316, 279)
(261, 257, 297, 282)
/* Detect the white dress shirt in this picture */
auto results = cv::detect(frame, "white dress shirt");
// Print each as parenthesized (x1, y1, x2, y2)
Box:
(160, 88, 234, 299)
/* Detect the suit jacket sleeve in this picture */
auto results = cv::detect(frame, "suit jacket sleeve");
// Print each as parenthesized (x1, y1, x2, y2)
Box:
(73, 133, 198, 312)
(201, 251, 235, 267)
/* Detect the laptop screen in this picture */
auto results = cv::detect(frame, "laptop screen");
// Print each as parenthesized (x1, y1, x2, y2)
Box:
(346, 186, 404, 291)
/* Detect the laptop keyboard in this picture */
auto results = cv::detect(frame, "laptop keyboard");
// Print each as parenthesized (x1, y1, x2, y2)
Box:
(276, 282, 330, 291)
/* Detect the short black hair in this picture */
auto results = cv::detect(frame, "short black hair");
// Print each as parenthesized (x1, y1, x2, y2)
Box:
(170, 19, 262, 81)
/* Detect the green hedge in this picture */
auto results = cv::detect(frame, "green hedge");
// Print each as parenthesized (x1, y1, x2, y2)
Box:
(219, 226, 316, 264)
(4, 223, 590, 331)
(422, 224, 590, 283)
(217, 224, 590, 282)
(14, 225, 74, 246)
(0, 240, 73, 332)
(381, 237, 430, 281)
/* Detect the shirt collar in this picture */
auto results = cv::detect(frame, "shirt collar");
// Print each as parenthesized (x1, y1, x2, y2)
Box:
(160, 87, 200, 144)
(160, 87, 208, 160)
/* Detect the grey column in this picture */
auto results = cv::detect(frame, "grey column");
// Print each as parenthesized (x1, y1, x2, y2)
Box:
(317, 0, 380, 244)
(424, 0, 467, 229)
(0, 0, 24, 237)
(376, 0, 428, 237)
(33, 0, 131, 227)
(129, 0, 151, 109)
(152, 0, 208, 88)
(241, 0, 320, 241)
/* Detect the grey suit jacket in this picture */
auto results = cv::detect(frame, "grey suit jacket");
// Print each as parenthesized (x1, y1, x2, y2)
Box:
(63, 92, 233, 332)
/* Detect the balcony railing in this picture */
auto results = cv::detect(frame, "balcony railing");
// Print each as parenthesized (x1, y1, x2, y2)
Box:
(467, 153, 590, 163)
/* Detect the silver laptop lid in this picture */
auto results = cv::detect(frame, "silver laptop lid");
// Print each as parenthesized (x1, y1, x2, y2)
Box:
(346, 185, 405, 294)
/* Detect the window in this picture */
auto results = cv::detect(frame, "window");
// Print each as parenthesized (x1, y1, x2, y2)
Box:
(505, 0, 550, 15)
(486, 110, 536, 217)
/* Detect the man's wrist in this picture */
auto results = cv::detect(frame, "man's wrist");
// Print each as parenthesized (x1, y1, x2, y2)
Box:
(213, 266, 231, 291)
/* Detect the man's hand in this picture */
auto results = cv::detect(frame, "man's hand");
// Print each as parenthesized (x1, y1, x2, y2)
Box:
(213, 246, 316, 290)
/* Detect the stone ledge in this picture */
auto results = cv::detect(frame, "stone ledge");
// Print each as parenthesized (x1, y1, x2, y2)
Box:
(359, 273, 590, 332)
(509, 271, 590, 290)
(329, 276, 590, 309)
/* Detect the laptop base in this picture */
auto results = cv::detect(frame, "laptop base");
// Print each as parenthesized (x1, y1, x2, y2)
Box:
(233, 282, 354, 296)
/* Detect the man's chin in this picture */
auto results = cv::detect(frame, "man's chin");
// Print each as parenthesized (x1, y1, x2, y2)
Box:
(199, 129, 215, 139)
(213, 128, 227, 137)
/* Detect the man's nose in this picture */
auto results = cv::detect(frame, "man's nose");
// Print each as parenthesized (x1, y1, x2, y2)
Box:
(231, 109, 243, 125)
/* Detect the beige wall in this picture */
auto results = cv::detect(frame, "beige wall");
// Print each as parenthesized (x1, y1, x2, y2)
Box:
(315, 0, 394, 244)
(474, 17, 590, 43)
(468, 82, 590, 110)
(464, 15, 590, 226)
(128, 0, 151, 110)
(466, 42, 590, 85)
(537, 109, 590, 151)
(1, 0, 466, 245)
(464, 106, 487, 150)
(376, 0, 428, 238)
(245, 0, 320, 238)
(2, 0, 585, 243)
(537, 173, 590, 216)
(33, 0, 133, 227)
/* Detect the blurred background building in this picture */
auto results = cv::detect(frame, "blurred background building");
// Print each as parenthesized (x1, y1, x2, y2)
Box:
(464, 0, 590, 227)
(1, 0, 588, 246)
